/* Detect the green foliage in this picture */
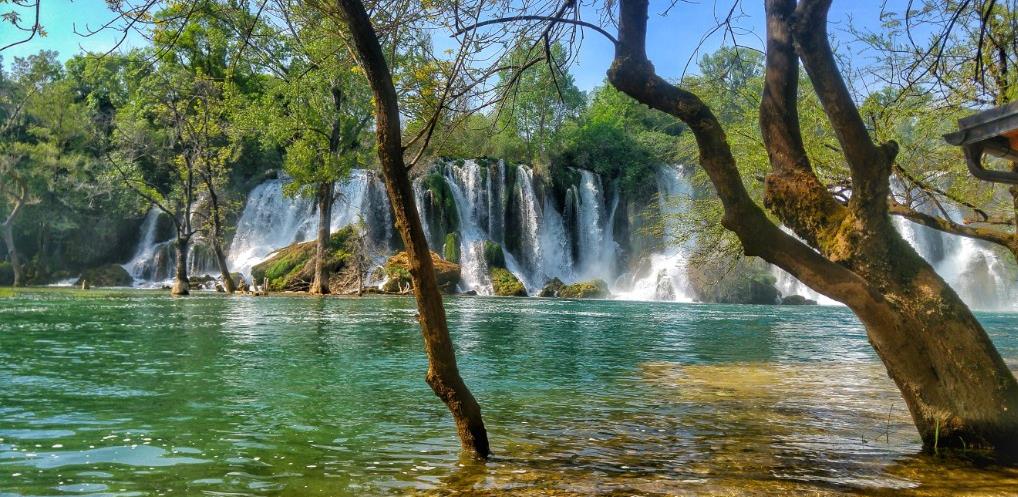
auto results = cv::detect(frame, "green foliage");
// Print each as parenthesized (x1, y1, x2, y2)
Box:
(490, 267, 526, 296)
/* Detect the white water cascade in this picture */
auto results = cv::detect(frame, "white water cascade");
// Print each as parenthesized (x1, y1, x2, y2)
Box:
(121, 159, 1017, 307)
(122, 208, 164, 283)
(613, 166, 697, 301)
(227, 170, 393, 277)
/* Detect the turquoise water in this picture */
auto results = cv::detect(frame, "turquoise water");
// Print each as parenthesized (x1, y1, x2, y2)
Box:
(2, 290, 1017, 496)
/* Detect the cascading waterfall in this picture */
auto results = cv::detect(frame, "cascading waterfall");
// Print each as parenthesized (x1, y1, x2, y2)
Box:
(122, 159, 1017, 306)
(227, 170, 393, 278)
(894, 215, 1017, 311)
(122, 208, 164, 283)
(613, 166, 696, 301)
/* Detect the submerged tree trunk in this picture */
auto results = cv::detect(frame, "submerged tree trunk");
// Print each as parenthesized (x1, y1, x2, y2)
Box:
(336, 0, 491, 458)
(310, 181, 334, 295)
(607, 0, 1018, 458)
(207, 188, 235, 294)
(171, 236, 191, 296)
(2, 221, 21, 287)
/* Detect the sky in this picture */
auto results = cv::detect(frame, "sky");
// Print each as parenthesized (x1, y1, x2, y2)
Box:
(1, 0, 896, 92)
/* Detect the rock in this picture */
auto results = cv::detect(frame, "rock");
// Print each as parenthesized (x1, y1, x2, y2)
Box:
(189, 274, 216, 290)
(483, 241, 505, 268)
(251, 227, 358, 292)
(462, 290, 478, 296)
(538, 277, 565, 297)
(558, 279, 610, 299)
(781, 295, 818, 305)
(490, 267, 527, 296)
(443, 232, 460, 264)
(382, 251, 460, 294)
(75, 264, 133, 287)
(688, 258, 781, 305)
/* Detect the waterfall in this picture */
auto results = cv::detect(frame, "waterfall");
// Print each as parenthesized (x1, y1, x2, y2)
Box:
(894, 215, 1017, 311)
(574, 170, 618, 280)
(440, 160, 494, 294)
(120, 159, 1018, 306)
(122, 208, 164, 283)
(227, 170, 392, 278)
(613, 166, 696, 302)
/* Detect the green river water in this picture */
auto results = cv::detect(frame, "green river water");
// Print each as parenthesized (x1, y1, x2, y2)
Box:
(1, 289, 1017, 496)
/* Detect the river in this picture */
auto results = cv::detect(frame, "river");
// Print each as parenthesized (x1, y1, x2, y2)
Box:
(1, 290, 1017, 496)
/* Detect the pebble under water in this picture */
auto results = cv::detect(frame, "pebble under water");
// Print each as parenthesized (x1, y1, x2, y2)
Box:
(1, 289, 1017, 496)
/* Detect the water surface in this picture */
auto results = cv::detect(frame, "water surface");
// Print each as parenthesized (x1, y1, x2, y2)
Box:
(2, 290, 1017, 496)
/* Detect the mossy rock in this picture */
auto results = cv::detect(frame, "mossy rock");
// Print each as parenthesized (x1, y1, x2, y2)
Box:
(483, 241, 505, 268)
(490, 267, 527, 297)
(76, 264, 133, 287)
(381, 251, 461, 294)
(251, 227, 356, 292)
(444, 232, 460, 264)
(688, 257, 781, 305)
(538, 277, 565, 297)
(558, 279, 610, 299)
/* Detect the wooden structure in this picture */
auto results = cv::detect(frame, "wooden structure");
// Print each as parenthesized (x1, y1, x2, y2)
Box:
(944, 101, 1018, 184)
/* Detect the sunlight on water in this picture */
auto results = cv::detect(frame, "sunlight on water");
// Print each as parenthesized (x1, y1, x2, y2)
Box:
(1, 289, 1017, 496)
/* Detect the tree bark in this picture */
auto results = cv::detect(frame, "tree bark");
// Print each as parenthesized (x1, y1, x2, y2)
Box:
(171, 236, 191, 296)
(608, 0, 1018, 458)
(335, 0, 491, 459)
(310, 181, 334, 295)
(207, 186, 235, 294)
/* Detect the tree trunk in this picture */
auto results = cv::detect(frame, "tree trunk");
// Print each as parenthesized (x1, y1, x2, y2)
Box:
(608, 0, 1018, 458)
(212, 238, 234, 294)
(171, 236, 190, 296)
(2, 222, 21, 287)
(310, 181, 333, 295)
(336, 0, 490, 459)
(207, 186, 235, 294)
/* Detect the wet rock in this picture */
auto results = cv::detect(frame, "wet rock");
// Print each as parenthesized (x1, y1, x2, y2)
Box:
(491, 267, 527, 297)
(381, 251, 460, 294)
(781, 295, 818, 305)
(251, 227, 358, 292)
(75, 264, 132, 288)
(558, 279, 610, 299)
(538, 277, 565, 297)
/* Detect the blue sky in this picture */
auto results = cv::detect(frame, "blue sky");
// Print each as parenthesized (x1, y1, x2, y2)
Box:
(1, 0, 893, 91)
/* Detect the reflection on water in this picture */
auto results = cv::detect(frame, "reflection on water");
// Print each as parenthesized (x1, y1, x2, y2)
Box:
(0, 289, 1017, 496)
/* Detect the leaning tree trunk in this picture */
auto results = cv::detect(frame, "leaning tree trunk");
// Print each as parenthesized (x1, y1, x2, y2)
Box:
(171, 236, 191, 296)
(2, 222, 21, 287)
(207, 189, 235, 294)
(336, 0, 491, 458)
(310, 181, 334, 295)
(608, 0, 1018, 457)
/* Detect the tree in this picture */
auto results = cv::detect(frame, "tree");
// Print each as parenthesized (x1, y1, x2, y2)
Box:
(242, 6, 373, 295)
(330, 0, 491, 459)
(494, 41, 584, 163)
(107, 66, 206, 295)
(605, 0, 1018, 457)
(854, 1, 1018, 263)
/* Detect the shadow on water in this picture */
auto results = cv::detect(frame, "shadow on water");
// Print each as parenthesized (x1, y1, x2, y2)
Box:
(1, 290, 1017, 496)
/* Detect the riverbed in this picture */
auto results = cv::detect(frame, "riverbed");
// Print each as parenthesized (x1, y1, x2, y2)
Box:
(1, 289, 1017, 496)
